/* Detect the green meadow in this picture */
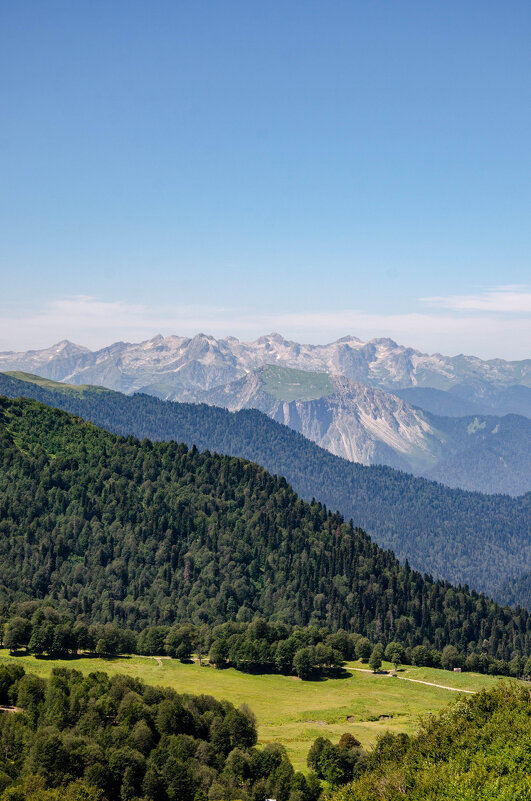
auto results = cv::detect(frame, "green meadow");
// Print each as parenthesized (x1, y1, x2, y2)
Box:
(0, 650, 504, 771)
(4, 371, 110, 395)
(261, 364, 333, 401)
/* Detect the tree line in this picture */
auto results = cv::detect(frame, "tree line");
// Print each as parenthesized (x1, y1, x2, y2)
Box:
(3, 610, 531, 681)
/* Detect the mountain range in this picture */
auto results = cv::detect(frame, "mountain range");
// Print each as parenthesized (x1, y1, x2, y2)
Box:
(1, 333, 530, 414)
(1, 370, 529, 607)
(2, 334, 529, 496)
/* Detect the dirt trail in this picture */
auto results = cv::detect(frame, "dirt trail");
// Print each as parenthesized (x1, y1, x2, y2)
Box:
(347, 667, 476, 694)
(395, 676, 475, 694)
(134, 655, 171, 667)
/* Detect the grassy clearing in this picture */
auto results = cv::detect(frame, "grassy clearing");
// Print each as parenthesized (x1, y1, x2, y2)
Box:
(261, 365, 333, 402)
(4, 371, 110, 395)
(346, 660, 500, 692)
(0, 650, 504, 771)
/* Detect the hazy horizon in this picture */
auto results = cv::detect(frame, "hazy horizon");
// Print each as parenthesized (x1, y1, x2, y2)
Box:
(1, 325, 529, 363)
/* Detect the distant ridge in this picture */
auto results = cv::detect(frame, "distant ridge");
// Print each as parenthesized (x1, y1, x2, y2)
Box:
(194, 364, 531, 495)
(1, 333, 529, 410)
(1, 370, 529, 606)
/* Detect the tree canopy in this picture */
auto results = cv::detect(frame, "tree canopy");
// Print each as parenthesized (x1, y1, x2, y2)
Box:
(330, 683, 531, 801)
(0, 664, 318, 801)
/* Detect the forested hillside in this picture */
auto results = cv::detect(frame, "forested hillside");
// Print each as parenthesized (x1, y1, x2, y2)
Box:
(0, 396, 529, 660)
(496, 571, 531, 611)
(422, 411, 531, 496)
(1, 372, 529, 605)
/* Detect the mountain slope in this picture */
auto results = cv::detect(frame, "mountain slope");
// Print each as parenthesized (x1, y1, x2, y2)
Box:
(1, 371, 529, 604)
(495, 572, 531, 611)
(1, 333, 529, 403)
(201, 365, 443, 472)
(0, 394, 529, 658)
(393, 386, 486, 417)
(197, 366, 531, 495)
(422, 413, 531, 496)
(396, 382, 531, 418)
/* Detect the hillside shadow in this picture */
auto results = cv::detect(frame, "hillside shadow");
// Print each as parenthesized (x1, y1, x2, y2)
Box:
(33, 652, 132, 662)
(302, 667, 353, 682)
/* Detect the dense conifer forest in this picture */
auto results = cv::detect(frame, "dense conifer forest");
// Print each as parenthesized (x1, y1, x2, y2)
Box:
(0, 396, 529, 660)
(0, 373, 529, 606)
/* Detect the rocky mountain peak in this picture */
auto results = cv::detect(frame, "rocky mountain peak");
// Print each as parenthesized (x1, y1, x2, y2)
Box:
(256, 332, 287, 344)
(335, 335, 364, 345)
(0, 333, 528, 399)
(50, 339, 89, 353)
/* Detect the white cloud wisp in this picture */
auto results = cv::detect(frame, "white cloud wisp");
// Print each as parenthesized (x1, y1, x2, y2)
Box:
(422, 285, 531, 313)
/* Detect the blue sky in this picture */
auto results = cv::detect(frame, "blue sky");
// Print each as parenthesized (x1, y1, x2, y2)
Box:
(1, 1, 530, 358)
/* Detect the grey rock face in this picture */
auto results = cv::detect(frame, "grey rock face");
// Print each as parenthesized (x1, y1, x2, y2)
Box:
(199, 369, 444, 471)
(197, 368, 531, 493)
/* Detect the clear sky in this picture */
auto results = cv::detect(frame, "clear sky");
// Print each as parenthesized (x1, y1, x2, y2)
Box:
(1, 1, 530, 358)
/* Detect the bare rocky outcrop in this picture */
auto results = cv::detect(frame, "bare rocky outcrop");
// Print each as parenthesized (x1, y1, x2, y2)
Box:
(200, 369, 444, 470)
